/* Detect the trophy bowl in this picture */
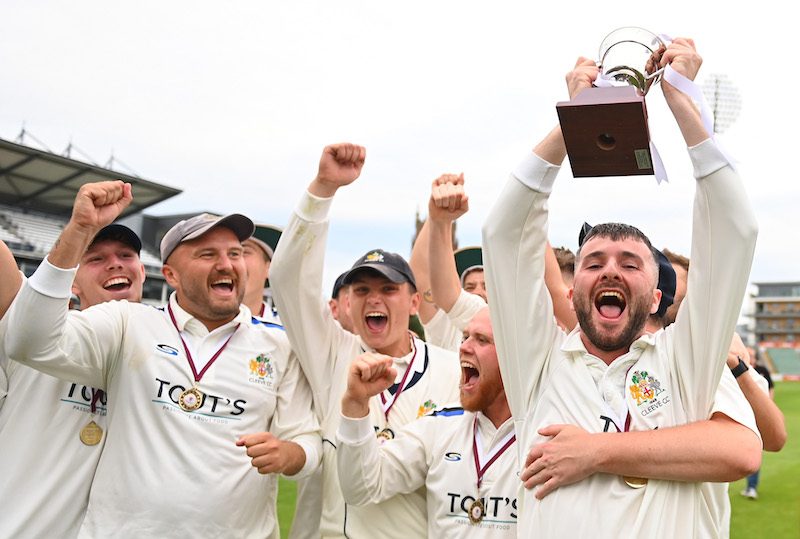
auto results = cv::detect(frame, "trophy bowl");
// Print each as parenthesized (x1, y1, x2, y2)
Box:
(556, 27, 665, 178)
(599, 27, 666, 95)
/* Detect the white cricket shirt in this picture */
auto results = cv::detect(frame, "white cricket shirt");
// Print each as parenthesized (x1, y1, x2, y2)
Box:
(482, 139, 758, 538)
(270, 190, 462, 538)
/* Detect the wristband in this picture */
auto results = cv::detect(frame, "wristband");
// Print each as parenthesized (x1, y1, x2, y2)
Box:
(730, 357, 749, 379)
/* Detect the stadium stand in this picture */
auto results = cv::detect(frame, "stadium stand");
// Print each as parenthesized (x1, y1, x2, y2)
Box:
(1, 134, 181, 304)
(766, 348, 800, 379)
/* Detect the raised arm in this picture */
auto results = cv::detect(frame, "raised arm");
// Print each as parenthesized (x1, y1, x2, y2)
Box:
(427, 173, 468, 312)
(269, 143, 367, 406)
(727, 334, 787, 451)
(408, 218, 438, 324)
(4, 181, 133, 388)
(545, 241, 577, 331)
(0, 240, 22, 319)
(662, 39, 759, 419)
(481, 120, 571, 421)
(0, 239, 24, 408)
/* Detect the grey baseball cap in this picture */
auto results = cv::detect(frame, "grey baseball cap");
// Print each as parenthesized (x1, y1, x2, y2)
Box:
(160, 213, 255, 262)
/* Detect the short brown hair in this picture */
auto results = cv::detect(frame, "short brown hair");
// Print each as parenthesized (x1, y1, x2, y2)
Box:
(662, 248, 689, 272)
(553, 246, 575, 276)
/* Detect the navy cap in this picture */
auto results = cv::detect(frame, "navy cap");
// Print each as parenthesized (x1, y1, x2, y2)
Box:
(331, 271, 349, 299)
(343, 249, 417, 289)
(654, 249, 676, 318)
(90, 224, 141, 254)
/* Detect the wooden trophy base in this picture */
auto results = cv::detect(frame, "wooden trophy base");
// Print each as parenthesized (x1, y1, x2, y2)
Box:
(556, 86, 654, 178)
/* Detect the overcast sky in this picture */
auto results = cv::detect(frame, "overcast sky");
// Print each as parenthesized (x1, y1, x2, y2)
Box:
(2, 1, 797, 293)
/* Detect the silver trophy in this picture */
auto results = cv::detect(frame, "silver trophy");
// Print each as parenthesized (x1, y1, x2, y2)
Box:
(557, 27, 666, 178)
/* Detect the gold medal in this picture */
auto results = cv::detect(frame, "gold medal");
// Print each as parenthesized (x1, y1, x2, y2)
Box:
(80, 420, 104, 446)
(468, 498, 485, 524)
(179, 387, 204, 411)
(376, 428, 395, 442)
(623, 475, 648, 488)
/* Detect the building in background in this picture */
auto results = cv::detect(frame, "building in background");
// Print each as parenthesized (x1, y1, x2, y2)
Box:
(752, 281, 800, 380)
(0, 136, 180, 305)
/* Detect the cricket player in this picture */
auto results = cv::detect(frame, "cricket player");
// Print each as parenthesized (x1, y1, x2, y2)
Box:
(336, 308, 519, 537)
(4, 182, 320, 538)
(482, 39, 759, 537)
(0, 224, 145, 537)
(269, 143, 461, 538)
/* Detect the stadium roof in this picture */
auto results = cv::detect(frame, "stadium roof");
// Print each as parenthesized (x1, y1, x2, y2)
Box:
(0, 137, 181, 217)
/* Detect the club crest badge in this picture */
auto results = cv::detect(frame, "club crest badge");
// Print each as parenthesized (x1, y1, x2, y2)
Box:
(629, 370, 670, 416)
(365, 251, 384, 263)
(249, 353, 275, 386)
(417, 399, 437, 418)
(629, 370, 662, 405)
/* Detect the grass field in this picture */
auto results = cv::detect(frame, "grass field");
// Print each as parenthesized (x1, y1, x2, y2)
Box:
(729, 381, 800, 538)
(277, 382, 800, 538)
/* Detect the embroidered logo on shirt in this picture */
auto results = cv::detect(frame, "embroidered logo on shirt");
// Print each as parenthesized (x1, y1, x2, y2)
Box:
(156, 344, 180, 357)
(248, 353, 275, 386)
(629, 370, 671, 417)
(417, 399, 437, 418)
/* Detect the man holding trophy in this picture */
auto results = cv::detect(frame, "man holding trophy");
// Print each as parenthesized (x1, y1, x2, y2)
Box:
(482, 36, 760, 537)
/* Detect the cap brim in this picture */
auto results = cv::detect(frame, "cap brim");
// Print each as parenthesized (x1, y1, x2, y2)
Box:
(343, 264, 410, 285)
(245, 237, 274, 259)
(454, 246, 483, 278)
(90, 224, 142, 254)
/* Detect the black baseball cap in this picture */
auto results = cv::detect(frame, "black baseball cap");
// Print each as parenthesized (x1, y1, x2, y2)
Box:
(331, 271, 349, 299)
(342, 249, 417, 289)
(90, 224, 142, 254)
(654, 249, 676, 318)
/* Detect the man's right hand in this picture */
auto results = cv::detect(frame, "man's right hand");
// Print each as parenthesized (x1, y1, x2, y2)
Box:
(48, 181, 132, 269)
(70, 181, 133, 234)
(341, 352, 397, 418)
(428, 173, 468, 224)
(309, 143, 366, 198)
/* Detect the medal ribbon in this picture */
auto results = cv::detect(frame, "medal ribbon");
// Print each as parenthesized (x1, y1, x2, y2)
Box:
(379, 335, 418, 419)
(472, 417, 516, 488)
(90, 388, 104, 414)
(167, 304, 240, 383)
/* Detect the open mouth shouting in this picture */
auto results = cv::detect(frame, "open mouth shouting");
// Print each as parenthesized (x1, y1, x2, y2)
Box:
(460, 360, 480, 391)
(595, 290, 627, 320)
(103, 276, 132, 293)
(365, 311, 388, 333)
(210, 277, 236, 295)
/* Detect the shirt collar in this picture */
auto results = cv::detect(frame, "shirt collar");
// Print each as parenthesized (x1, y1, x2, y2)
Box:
(474, 411, 516, 453)
(561, 325, 656, 361)
(168, 291, 249, 336)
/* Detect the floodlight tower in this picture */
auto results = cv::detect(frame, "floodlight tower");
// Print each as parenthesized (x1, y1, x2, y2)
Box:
(702, 73, 742, 134)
